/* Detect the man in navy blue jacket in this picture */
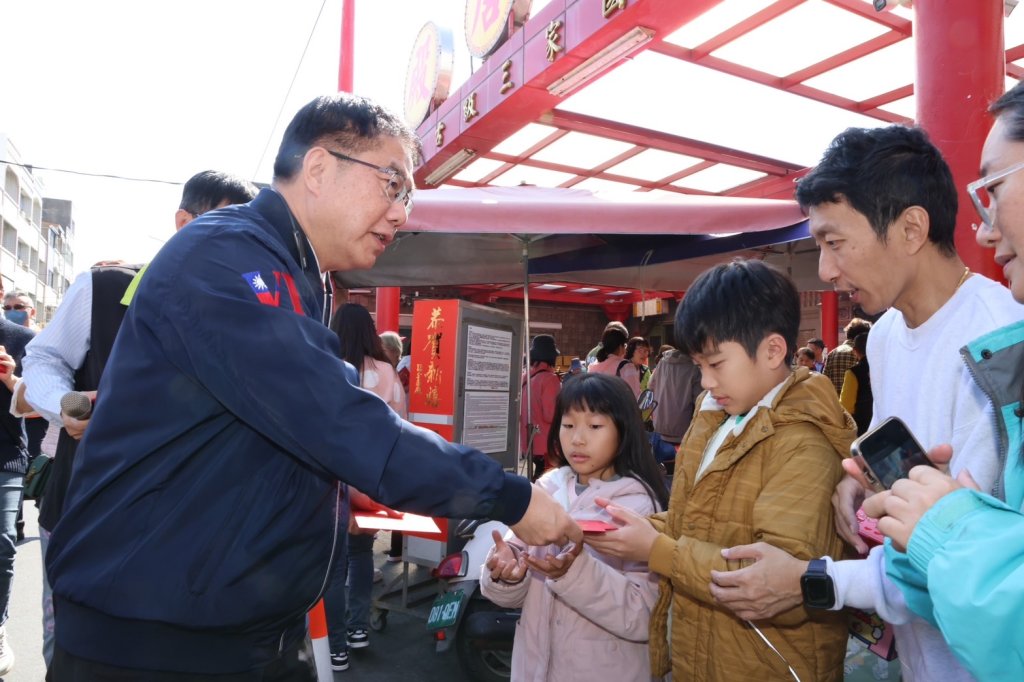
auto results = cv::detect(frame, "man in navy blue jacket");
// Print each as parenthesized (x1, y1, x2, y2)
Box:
(46, 94, 580, 680)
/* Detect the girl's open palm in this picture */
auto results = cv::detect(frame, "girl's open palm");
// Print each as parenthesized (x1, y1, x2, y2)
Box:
(525, 541, 582, 580)
(486, 530, 527, 583)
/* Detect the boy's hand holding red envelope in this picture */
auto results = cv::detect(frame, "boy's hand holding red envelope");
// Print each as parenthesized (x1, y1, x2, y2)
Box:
(583, 497, 660, 563)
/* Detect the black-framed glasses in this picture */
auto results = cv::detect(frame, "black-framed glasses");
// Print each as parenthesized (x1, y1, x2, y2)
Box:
(326, 149, 414, 214)
(968, 159, 1024, 231)
(3, 304, 27, 311)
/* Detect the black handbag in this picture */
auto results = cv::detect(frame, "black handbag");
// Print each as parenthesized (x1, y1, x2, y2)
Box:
(0, 407, 45, 499)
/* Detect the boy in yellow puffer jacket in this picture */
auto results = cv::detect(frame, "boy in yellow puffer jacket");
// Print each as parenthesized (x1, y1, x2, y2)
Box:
(588, 259, 853, 681)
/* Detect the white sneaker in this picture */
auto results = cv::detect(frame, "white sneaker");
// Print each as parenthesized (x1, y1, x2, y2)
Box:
(0, 627, 15, 676)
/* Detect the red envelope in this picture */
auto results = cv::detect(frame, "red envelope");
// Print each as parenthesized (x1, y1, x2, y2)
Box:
(856, 508, 885, 549)
(578, 519, 618, 534)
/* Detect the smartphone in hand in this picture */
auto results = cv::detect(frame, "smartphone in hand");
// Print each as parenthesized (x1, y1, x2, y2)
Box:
(851, 416, 934, 493)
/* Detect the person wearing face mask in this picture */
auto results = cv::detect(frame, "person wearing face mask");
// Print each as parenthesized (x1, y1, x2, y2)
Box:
(0, 286, 38, 675)
(1, 291, 45, 547)
(3, 291, 35, 329)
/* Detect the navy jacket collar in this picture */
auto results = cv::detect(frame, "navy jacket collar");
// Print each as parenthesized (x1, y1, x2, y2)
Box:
(250, 188, 326, 319)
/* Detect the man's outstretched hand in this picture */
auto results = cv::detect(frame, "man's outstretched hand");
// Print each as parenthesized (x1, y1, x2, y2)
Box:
(510, 484, 582, 547)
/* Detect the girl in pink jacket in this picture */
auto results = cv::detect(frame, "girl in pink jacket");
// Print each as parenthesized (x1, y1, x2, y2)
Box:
(481, 373, 668, 681)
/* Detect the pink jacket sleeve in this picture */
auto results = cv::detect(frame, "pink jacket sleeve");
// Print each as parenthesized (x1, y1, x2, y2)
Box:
(479, 536, 531, 608)
(546, 489, 658, 642)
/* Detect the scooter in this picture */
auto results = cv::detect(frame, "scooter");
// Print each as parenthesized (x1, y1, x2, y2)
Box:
(427, 519, 518, 682)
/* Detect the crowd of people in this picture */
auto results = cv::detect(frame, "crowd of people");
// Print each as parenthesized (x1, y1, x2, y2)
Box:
(0, 79, 1019, 681)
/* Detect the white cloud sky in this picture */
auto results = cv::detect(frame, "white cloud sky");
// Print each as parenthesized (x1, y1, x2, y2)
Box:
(1, 0, 469, 270)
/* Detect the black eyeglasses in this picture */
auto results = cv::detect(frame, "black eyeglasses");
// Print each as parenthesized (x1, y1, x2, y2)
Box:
(3, 304, 28, 311)
(325, 149, 414, 214)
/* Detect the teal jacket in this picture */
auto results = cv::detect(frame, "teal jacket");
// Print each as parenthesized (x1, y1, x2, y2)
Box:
(884, 319, 1024, 681)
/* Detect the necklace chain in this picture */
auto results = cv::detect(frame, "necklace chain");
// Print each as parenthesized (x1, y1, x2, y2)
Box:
(955, 266, 972, 290)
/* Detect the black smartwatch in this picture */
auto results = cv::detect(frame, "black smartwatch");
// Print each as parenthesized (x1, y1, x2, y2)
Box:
(800, 558, 835, 609)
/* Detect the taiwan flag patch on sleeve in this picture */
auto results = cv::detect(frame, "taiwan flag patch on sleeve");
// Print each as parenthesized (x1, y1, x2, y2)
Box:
(243, 271, 279, 306)
(241, 270, 305, 315)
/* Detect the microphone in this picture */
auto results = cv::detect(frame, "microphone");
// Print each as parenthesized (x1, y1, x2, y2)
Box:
(60, 391, 93, 420)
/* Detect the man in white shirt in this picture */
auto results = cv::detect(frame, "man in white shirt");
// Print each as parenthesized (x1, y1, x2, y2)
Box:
(705, 125, 1022, 682)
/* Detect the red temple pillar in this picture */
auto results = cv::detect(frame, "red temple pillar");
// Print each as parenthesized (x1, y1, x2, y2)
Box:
(820, 290, 838, 351)
(375, 287, 401, 333)
(336, 0, 402, 330)
(916, 0, 1004, 281)
(338, 0, 354, 93)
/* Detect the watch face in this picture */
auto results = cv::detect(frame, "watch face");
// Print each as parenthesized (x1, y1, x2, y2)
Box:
(803, 578, 830, 603)
(801, 571, 835, 609)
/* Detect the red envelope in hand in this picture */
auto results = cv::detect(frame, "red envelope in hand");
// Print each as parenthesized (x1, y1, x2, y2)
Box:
(578, 519, 618, 534)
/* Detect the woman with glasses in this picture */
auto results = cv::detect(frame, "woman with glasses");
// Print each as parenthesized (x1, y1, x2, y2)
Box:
(864, 80, 1024, 681)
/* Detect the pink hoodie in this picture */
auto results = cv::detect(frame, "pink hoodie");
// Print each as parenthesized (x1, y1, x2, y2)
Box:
(480, 467, 660, 682)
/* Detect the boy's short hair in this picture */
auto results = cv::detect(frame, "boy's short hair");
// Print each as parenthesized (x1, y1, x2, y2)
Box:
(797, 347, 816, 362)
(675, 259, 799, 364)
(795, 125, 957, 256)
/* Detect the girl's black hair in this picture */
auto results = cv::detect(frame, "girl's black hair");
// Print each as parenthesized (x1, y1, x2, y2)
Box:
(595, 329, 628, 363)
(329, 303, 388, 371)
(547, 373, 669, 510)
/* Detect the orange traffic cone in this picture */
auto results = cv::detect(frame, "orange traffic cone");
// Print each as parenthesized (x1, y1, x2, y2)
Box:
(309, 599, 333, 681)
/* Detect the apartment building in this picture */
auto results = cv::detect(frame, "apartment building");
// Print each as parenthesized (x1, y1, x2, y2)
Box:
(1, 134, 75, 324)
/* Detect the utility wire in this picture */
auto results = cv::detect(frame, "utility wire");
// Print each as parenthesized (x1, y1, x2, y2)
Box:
(0, 159, 183, 186)
(4, 2, 329, 190)
(252, 0, 329, 178)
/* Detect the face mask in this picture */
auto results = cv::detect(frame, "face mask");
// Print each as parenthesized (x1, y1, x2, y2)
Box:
(4, 310, 28, 326)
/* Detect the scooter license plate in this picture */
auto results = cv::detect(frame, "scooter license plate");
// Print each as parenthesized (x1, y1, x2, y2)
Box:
(426, 589, 465, 631)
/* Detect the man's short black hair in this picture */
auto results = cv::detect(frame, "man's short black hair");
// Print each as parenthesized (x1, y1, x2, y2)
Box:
(807, 338, 825, 351)
(675, 259, 799, 364)
(179, 171, 257, 216)
(273, 93, 423, 180)
(795, 125, 957, 256)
